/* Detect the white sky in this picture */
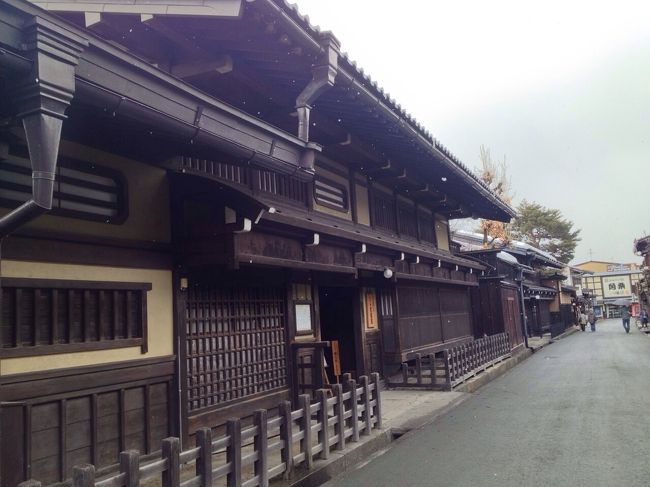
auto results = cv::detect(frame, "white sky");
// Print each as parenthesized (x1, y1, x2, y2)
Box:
(292, 0, 650, 264)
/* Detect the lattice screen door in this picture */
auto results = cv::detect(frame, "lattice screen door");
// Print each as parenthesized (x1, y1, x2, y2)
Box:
(185, 284, 287, 411)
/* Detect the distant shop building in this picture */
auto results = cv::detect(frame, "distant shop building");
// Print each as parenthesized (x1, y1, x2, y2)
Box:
(581, 269, 642, 318)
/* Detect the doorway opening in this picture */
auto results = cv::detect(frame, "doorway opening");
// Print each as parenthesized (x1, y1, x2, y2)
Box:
(319, 286, 357, 381)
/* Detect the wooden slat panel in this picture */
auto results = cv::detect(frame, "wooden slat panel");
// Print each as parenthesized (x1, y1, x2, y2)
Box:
(185, 283, 288, 412)
(1, 279, 150, 357)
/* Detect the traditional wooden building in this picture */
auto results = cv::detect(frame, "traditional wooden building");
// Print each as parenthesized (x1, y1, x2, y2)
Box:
(464, 249, 526, 349)
(454, 231, 566, 339)
(0, 1, 514, 484)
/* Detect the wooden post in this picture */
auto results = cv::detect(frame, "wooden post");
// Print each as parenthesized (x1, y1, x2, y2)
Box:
(315, 347, 325, 390)
(196, 427, 213, 487)
(332, 383, 345, 450)
(371, 372, 382, 429)
(360, 376, 371, 435)
(415, 353, 422, 385)
(120, 450, 140, 487)
(428, 354, 437, 390)
(227, 419, 242, 487)
(346, 378, 359, 442)
(316, 389, 329, 460)
(162, 437, 180, 487)
(254, 409, 269, 487)
(72, 464, 95, 487)
(299, 394, 313, 469)
(442, 350, 452, 391)
(278, 400, 294, 479)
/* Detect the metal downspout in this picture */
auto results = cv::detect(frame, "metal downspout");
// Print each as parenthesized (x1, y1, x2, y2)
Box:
(0, 18, 86, 238)
(295, 34, 340, 146)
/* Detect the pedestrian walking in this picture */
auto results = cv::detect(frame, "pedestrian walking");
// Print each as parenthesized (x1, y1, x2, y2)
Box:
(621, 306, 631, 333)
(588, 310, 596, 332)
(640, 307, 648, 328)
(579, 310, 587, 332)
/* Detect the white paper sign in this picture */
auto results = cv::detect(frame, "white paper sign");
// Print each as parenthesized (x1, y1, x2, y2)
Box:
(295, 304, 312, 333)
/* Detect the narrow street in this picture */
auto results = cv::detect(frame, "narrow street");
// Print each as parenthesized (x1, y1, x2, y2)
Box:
(328, 319, 650, 487)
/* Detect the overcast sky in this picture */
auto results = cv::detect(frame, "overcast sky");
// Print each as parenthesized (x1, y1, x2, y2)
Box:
(293, 0, 650, 265)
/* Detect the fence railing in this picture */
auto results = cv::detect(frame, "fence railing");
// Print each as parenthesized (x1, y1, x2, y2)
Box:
(19, 373, 381, 487)
(387, 333, 511, 390)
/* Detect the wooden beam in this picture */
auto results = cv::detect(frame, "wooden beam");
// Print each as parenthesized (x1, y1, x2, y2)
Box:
(170, 55, 233, 78)
(141, 14, 216, 61)
(84, 11, 101, 28)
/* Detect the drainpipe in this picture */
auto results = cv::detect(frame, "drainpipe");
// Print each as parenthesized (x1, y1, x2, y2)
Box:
(295, 33, 340, 151)
(0, 18, 86, 238)
(0, 17, 85, 484)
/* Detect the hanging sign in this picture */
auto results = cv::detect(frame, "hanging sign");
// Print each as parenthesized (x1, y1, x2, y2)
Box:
(363, 288, 378, 330)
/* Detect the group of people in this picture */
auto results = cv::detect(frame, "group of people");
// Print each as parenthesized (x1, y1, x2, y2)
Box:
(578, 309, 597, 332)
(578, 306, 649, 333)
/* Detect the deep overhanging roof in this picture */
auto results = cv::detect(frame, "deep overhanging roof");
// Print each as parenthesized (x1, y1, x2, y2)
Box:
(4, 0, 319, 179)
(261, 0, 515, 220)
(26, 0, 515, 222)
(453, 230, 564, 269)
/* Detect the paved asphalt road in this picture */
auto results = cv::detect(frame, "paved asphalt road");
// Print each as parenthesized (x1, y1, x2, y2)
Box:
(328, 319, 650, 487)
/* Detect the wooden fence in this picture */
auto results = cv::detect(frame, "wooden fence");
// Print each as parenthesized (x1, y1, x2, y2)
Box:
(19, 373, 381, 487)
(388, 333, 511, 390)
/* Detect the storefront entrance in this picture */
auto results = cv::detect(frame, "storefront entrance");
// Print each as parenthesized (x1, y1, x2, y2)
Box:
(319, 286, 358, 381)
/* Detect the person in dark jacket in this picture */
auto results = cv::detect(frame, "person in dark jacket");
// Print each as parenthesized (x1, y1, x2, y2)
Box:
(579, 311, 587, 332)
(588, 310, 596, 332)
(640, 307, 648, 328)
(621, 306, 631, 333)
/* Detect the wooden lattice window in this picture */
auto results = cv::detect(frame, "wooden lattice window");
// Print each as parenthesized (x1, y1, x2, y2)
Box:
(0, 151, 127, 224)
(181, 156, 248, 186)
(258, 170, 307, 205)
(398, 202, 418, 239)
(370, 189, 397, 233)
(418, 210, 435, 244)
(185, 285, 287, 411)
(0, 278, 150, 357)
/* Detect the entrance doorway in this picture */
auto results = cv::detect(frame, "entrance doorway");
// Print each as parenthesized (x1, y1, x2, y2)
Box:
(319, 286, 357, 381)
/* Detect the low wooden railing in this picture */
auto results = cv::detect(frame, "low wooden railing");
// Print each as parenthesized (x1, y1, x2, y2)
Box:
(444, 333, 511, 387)
(20, 373, 381, 487)
(388, 333, 511, 390)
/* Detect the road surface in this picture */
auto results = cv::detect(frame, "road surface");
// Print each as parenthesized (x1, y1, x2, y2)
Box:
(328, 319, 650, 487)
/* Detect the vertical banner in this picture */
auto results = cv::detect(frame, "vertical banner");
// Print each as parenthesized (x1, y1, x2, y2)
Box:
(363, 287, 378, 329)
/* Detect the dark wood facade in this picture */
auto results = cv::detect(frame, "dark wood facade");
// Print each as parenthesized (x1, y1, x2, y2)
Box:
(463, 246, 563, 346)
(0, 1, 515, 484)
(462, 250, 526, 349)
(1, 357, 174, 486)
